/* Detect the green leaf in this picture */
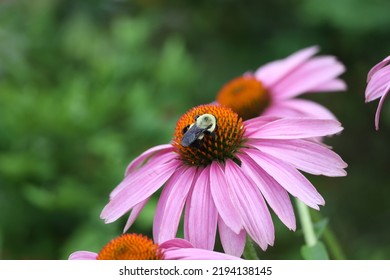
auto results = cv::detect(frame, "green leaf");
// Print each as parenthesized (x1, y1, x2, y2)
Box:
(301, 242, 329, 260)
(313, 218, 329, 239)
(243, 235, 260, 260)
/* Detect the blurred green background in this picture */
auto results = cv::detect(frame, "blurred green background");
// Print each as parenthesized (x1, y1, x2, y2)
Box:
(0, 0, 389, 260)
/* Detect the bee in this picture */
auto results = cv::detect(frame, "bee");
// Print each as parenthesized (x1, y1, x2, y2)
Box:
(181, 114, 217, 147)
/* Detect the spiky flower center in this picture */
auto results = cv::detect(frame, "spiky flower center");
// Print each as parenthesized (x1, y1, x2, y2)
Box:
(173, 104, 245, 166)
(216, 76, 271, 120)
(97, 234, 162, 260)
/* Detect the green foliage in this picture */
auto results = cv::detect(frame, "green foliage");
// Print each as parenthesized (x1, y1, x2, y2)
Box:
(0, 0, 199, 259)
(313, 218, 329, 240)
(0, 0, 389, 260)
(301, 242, 329, 260)
(301, 0, 390, 33)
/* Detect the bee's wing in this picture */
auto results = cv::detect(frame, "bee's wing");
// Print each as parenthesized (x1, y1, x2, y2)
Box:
(181, 125, 206, 147)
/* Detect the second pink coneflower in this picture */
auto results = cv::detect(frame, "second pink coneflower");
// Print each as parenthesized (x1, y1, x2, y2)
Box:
(216, 46, 346, 121)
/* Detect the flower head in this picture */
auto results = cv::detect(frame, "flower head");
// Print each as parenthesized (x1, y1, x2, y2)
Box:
(173, 104, 244, 166)
(100, 104, 347, 256)
(69, 233, 240, 260)
(365, 55, 390, 130)
(216, 46, 346, 121)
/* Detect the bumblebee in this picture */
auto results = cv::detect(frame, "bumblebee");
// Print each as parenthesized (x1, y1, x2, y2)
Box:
(181, 114, 217, 147)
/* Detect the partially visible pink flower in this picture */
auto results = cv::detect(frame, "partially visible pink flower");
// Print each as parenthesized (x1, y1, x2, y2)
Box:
(216, 46, 346, 121)
(100, 104, 347, 257)
(69, 233, 241, 260)
(365, 55, 390, 130)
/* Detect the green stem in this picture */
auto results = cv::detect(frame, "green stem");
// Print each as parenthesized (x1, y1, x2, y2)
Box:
(322, 227, 346, 260)
(311, 211, 346, 260)
(243, 235, 259, 260)
(295, 199, 317, 246)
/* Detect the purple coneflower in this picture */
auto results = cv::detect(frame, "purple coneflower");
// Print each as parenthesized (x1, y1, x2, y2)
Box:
(365, 55, 390, 130)
(100, 104, 347, 257)
(69, 233, 240, 260)
(216, 46, 346, 121)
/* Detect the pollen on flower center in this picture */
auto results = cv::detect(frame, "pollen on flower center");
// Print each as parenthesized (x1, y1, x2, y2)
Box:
(216, 75, 271, 120)
(172, 104, 245, 166)
(97, 234, 162, 260)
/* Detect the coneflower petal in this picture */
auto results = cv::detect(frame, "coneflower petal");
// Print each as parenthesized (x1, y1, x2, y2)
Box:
(218, 216, 246, 257)
(365, 56, 390, 129)
(125, 144, 175, 175)
(209, 161, 243, 234)
(367, 55, 390, 82)
(365, 64, 390, 102)
(158, 238, 194, 250)
(375, 88, 390, 130)
(111, 150, 176, 199)
(271, 56, 345, 99)
(238, 153, 296, 230)
(101, 159, 179, 223)
(262, 99, 337, 120)
(248, 138, 347, 176)
(224, 159, 274, 250)
(255, 46, 319, 88)
(184, 167, 218, 250)
(244, 148, 324, 209)
(153, 166, 196, 243)
(310, 78, 347, 92)
(163, 248, 242, 260)
(69, 251, 98, 260)
(246, 118, 343, 139)
(123, 198, 149, 233)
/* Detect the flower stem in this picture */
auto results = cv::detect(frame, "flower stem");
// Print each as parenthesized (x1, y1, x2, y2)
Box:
(295, 199, 317, 246)
(243, 235, 259, 260)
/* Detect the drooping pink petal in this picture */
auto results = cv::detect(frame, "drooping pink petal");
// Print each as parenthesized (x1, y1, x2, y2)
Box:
(244, 148, 324, 209)
(248, 138, 347, 177)
(218, 216, 246, 257)
(209, 162, 242, 234)
(158, 238, 194, 250)
(123, 198, 149, 232)
(163, 248, 242, 260)
(111, 150, 177, 199)
(245, 118, 343, 139)
(184, 167, 218, 250)
(365, 56, 390, 130)
(255, 46, 319, 88)
(125, 144, 175, 175)
(100, 159, 180, 223)
(153, 166, 196, 244)
(365, 64, 390, 102)
(367, 55, 390, 82)
(224, 159, 274, 251)
(270, 56, 345, 100)
(238, 154, 296, 230)
(69, 251, 98, 260)
(375, 88, 390, 130)
(262, 99, 337, 120)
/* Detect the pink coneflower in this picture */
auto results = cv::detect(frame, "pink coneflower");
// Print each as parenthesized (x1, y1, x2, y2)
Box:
(69, 233, 240, 260)
(100, 104, 347, 257)
(365, 55, 390, 130)
(216, 46, 346, 121)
